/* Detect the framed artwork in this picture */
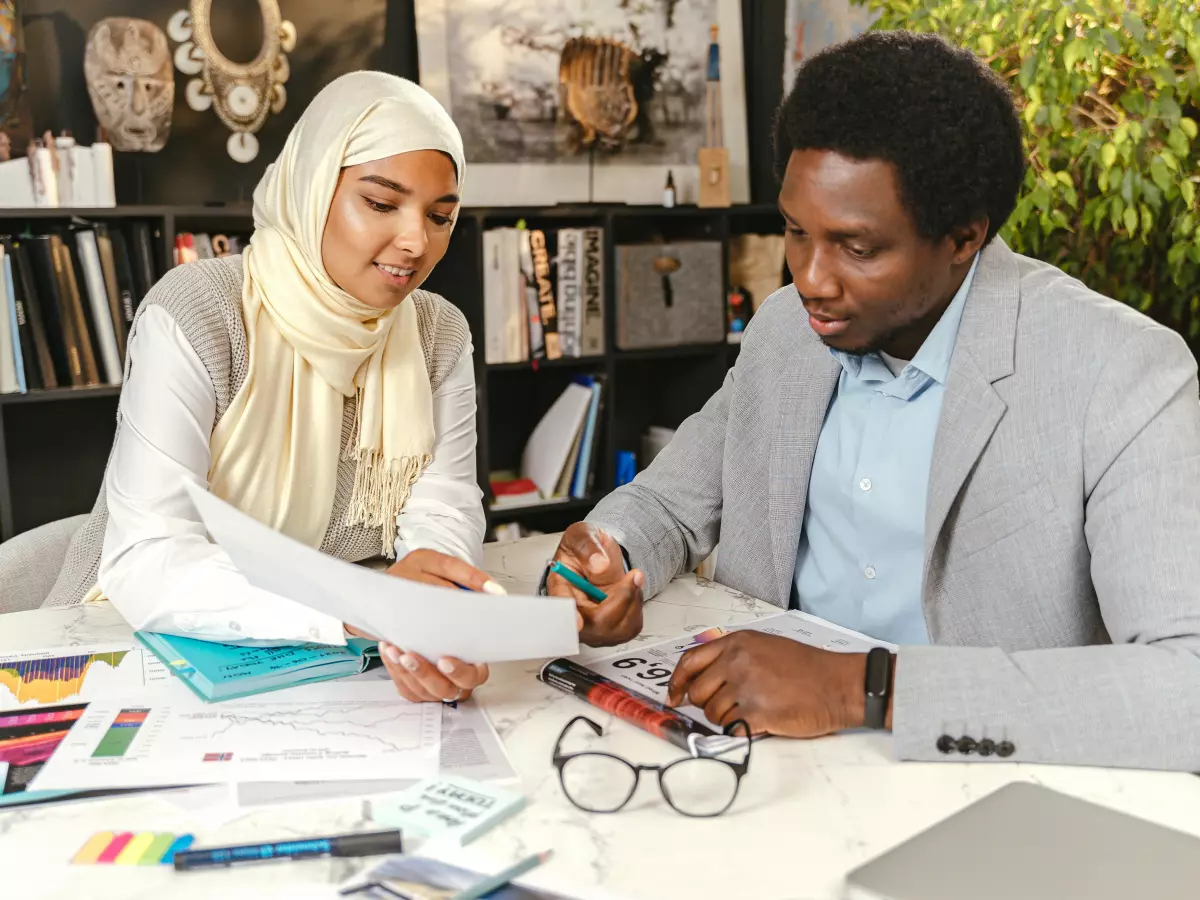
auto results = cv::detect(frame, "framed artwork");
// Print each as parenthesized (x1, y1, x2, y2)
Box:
(783, 0, 876, 91)
(415, 0, 750, 207)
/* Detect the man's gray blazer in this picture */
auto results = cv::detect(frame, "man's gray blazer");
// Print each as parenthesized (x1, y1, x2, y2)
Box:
(587, 238, 1200, 771)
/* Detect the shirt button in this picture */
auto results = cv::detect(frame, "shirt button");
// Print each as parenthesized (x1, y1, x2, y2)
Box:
(864, 565, 877, 579)
(228, 621, 241, 632)
(859, 477, 872, 492)
(906, 369, 918, 379)
(309, 627, 320, 639)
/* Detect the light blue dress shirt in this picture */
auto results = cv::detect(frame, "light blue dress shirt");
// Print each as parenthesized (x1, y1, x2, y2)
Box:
(792, 255, 980, 645)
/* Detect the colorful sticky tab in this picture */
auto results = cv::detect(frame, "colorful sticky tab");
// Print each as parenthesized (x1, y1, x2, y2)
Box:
(72, 831, 195, 865)
(96, 832, 134, 864)
(161, 833, 194, 863)
(71, 831, 115, 865)
(139, 833, 178, 866)
(115, 831, 157, 865)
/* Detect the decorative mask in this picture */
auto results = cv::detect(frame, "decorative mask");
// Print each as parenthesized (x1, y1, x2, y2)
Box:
(168, 0, 294, 163)
(83, 18, 174, 153)
(0, 0, 26, 130)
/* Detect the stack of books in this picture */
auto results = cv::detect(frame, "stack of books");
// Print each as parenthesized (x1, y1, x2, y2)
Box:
(0, 224, 161, 394)
(489, 375, 605, 511)
(482, 224, 605, 364)
(174, 232, 247, 265)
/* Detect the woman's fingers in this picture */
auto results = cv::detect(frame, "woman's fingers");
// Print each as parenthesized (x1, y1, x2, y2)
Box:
(379, 642, 441, 702)
(436, 657, 489, 692)
(388, 549, 507, 595)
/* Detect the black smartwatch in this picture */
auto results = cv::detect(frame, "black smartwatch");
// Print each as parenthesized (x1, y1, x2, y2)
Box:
(863, 647, 893, 730)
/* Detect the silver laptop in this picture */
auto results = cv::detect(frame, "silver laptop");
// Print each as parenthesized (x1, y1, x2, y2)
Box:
(844, 782, 1200, 900)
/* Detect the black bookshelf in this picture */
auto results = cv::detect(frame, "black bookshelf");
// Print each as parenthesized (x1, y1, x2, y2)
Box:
(0, 203, 783, 542)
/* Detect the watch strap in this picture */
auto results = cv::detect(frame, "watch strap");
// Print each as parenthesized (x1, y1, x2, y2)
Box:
(863, 647, 892, 730)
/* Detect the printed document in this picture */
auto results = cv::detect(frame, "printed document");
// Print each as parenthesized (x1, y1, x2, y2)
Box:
(185, 482, 579, 663)
(31, 678, 441, 791)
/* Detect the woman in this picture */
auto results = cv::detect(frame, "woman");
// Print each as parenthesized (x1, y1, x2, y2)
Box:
(43, 72, 495, 704)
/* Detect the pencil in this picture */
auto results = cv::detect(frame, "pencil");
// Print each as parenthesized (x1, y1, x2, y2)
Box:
(451, 850, 553, 900)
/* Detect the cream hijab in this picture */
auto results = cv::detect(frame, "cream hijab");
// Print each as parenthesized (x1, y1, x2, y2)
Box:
(207, 71, 466, 557)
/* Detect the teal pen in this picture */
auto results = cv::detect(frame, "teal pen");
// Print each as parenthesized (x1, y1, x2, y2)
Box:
(549, 560, 608, 603)
(451, 850, 553, 900)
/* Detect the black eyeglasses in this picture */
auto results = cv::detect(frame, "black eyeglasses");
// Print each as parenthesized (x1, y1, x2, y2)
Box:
(551, 716, 752, 818)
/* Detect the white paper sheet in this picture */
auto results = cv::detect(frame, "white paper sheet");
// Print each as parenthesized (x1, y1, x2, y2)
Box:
(0, 643, 176, 711)
(585, 610, 896, 731)
(234, 699, 518, 808)
(31, 679, 442, 792)
(184, 482, 579, 663)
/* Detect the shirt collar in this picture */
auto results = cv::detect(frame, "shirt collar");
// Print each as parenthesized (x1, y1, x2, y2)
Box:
(830, 252, 980, 387)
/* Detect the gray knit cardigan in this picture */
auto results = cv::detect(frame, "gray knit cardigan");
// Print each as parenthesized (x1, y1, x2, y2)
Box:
(43, 255, 470, 607)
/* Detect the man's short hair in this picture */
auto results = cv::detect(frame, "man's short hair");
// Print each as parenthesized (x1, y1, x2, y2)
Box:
(774, 30, 1025, 244)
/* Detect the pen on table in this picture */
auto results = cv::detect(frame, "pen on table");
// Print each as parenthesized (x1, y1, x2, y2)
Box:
(549, 560, 607, 603)
(172, 829, 403, 871)
(451, 850, 553, 900)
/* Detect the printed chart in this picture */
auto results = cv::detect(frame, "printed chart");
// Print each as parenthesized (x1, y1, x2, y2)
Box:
(0, 644, 173, 710)
(33, 681, 442, 791)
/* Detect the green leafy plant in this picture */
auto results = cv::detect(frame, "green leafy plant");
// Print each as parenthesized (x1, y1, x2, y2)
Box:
(859, 0, 1200, 339)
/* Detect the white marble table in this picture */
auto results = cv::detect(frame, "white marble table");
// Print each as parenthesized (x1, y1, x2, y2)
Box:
(4, 533, 1200, 900)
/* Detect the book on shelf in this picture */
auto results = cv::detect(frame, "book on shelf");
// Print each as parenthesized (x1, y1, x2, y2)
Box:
(482, 224, 605, 364)
(579, 226, 605, 356)
(0, 246, 20, 394)
(128, 221, 159, 305)
(489, 476, 542, 509)
(4, 238, 57, 390)
(517, 376, 605, 504)
(93, 224, 128, 365)
(482, 228, 526, 364)
(0, 224, 155, 394)
(74, 228, 123, 384)
(516, 225, 547, 360)
(54, 234, 102, 386)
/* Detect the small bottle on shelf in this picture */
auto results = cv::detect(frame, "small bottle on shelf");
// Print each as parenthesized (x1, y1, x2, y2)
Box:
(662, 170, 676, 208)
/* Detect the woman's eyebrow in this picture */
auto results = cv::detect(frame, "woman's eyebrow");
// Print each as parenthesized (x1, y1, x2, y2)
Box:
(358, 174, 459, 204)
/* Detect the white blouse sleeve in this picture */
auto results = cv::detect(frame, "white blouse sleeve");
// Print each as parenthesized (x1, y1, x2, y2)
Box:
(98, 305, 347, 646)
(393, 343, 487, 567)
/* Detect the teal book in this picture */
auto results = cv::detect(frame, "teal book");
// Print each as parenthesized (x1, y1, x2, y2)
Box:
(134, 632, 379, 702)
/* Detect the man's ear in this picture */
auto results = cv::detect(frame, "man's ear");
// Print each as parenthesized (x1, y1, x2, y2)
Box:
(949, 219, 989, 264)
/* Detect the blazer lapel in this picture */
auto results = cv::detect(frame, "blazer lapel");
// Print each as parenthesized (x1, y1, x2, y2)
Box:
(923, 239, 1021, 584)
(769, 346, 841, 607)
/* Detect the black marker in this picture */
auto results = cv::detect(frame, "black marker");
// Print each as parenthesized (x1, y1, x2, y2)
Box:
(173, 829, 403, 870)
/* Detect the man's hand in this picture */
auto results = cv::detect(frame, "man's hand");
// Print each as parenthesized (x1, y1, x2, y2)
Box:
(344, 549, 501, 702)
(665, 631, 874, 737)
(548, 523, 644, 647)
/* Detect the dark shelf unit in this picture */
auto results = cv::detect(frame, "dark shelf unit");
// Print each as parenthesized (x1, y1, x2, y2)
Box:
(0, 203, 782, 542)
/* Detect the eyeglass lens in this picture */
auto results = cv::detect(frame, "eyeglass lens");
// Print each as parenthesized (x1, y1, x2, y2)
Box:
(659, 756, 741, 816)
(560, 753, 639, 813)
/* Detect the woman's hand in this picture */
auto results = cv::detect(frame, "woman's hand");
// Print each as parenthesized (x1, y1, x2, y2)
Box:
(343, 549, 501, 702)
(385, 548, 506, 594)
(377, 642, 490, 704)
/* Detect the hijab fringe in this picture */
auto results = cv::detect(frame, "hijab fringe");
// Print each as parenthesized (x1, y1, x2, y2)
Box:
(344, 388, 431, 557)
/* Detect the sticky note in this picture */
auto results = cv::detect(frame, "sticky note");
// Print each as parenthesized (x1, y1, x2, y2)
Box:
(160, 833, 194, 864)
(72, 831, 115, 865)
(115, 832, 157, 865)
(96, 832, 134, 863)
(139, 833, 178, 866)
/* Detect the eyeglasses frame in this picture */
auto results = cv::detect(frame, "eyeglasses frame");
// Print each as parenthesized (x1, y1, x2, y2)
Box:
(550, 715, 752, 818)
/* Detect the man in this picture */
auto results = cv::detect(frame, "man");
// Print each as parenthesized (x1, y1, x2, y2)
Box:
(543, 31, 1200, 770)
